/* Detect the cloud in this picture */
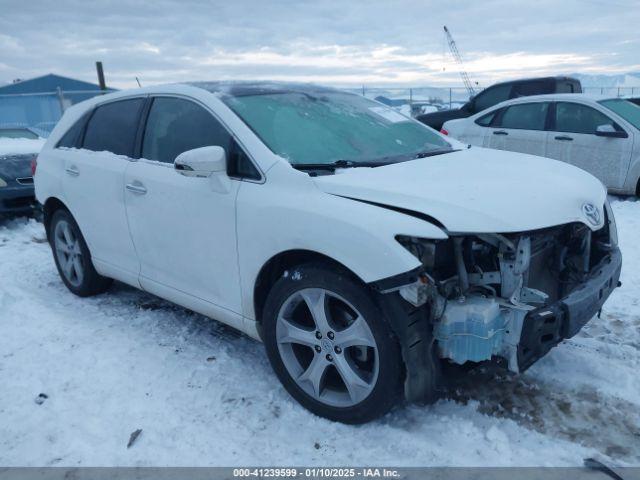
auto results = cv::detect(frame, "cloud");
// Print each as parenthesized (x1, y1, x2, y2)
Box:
(0, 0, 638, 89)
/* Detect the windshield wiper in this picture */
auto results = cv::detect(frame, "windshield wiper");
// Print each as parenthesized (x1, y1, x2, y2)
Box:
(413, 148, 459, 159)
(292, 159, 389, 171)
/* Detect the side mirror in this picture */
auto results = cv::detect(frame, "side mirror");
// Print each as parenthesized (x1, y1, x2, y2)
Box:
(174, 146, 226, 177)
(595, 124, 628, 138)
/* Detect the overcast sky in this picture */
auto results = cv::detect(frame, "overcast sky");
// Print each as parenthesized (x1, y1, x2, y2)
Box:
(1, 0, 638, 89)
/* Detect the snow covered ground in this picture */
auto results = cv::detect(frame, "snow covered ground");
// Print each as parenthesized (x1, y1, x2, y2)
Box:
(0, 198, 639, 467)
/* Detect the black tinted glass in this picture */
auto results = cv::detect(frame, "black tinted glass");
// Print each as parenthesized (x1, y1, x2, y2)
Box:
(556, 82, 577, 94)
(228, 140, 260, 180)
(142, 97, 231, 163)
(83, 98, 144, 156)
(57, 113, 88, 148)
(474, 84, 512, 112)
(511, 81, 550, 97)
(498, 103, 549, 131)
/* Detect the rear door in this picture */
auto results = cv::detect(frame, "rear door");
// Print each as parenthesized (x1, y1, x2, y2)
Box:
(62, 97, 144, 285)
(485, 102, 550, 157)
(546, 101, 633, 189)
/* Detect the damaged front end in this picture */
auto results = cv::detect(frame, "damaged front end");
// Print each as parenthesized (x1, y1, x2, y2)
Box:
(379, 202, 621, 379)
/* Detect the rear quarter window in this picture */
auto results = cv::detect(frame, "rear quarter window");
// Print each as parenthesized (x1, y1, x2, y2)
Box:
(511, 81, 552, 97)
(56, 112, 90, 148)
(475, 111, 497, 126)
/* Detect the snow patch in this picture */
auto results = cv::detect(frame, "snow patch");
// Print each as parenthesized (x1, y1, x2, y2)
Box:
(0, 138, 45, 156)
(0, 199, 638, 466)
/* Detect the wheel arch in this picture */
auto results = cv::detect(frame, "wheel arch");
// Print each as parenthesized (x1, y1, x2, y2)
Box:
(253, 248, 440, 406)
(252, 249, 363, 331)
(42, 196, 71, 241)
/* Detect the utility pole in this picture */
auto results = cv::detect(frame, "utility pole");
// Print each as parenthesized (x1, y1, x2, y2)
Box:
(96, 61, 106, 90)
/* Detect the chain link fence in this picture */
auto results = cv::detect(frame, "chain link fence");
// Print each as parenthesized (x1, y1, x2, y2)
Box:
(0, 85, 638, 137)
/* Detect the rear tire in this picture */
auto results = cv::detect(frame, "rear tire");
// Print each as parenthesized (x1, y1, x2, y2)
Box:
(263, 263, 404, 423)
(49, 209, 112, 297)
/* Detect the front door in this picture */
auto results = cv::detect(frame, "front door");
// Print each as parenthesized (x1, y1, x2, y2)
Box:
(123, 96, 242, 318)
(546, 102, 633, 189)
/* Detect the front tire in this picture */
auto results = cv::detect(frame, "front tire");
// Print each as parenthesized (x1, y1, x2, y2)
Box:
(263, 263, 403, 423)
(49, 209, 112, 297)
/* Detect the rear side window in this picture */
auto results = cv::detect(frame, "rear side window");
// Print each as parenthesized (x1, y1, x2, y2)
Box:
(473, 84, 512, 112)
(497, 102, 549, 131)
(554, 102, 616, 135)
(83, 98, 144, 156)
(142, 97, 232, 164)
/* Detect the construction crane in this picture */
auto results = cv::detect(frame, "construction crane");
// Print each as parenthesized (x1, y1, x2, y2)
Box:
(443, 25, 477, 96)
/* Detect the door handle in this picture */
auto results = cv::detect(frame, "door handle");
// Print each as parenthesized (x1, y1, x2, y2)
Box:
(65, 166, 80, 177)
(555, 135, 574, 141)
(126, 182, 147, 195)
(493, 130, 508, 136)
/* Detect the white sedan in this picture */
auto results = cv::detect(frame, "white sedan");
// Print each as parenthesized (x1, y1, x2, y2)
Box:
(34, 83, 621, 423)
(442, 94, 640, 195)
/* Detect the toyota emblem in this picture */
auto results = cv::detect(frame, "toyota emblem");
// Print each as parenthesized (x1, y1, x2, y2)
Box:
(582, 203, 601, 226)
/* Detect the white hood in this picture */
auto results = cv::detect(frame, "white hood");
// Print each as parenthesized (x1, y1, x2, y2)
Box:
(313, 147, 607, 234)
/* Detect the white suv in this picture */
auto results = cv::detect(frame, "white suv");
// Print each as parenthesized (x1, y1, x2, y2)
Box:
(35, 83, 621, 423)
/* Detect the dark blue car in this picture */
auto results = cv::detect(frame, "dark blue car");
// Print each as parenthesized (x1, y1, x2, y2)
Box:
(0, 127, 42, 216)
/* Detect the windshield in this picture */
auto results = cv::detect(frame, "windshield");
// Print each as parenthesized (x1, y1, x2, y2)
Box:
(598, 99, 640, 130)
(223, 91, 451, 166)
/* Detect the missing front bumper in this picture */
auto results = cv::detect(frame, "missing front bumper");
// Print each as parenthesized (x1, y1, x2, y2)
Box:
(517, 247, 622, 371)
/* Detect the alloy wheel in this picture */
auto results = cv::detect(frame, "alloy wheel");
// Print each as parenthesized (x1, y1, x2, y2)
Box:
(276, 288, 379, 407)
(53, 219, 84, 287)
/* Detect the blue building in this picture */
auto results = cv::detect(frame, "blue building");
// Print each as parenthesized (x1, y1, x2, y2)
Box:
(0, 74, 114, 135)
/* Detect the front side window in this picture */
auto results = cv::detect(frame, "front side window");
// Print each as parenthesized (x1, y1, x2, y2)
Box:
(497, 102, 549, 131)
(473, 84, 512, 112)
(554, 102, 616, 135)
(599, 99, 640, 130)
(223, 91, 450, 166)
(142, 97, 232, 164)
(83, 98, 144, 156)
